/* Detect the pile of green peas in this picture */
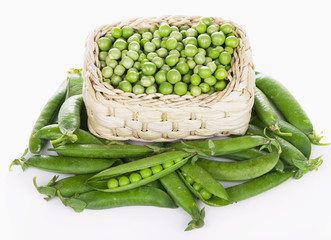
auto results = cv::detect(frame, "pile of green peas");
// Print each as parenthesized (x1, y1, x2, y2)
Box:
(97, 17, 239, 96)
(181, 170, 213, 200)
(107, 159, 181, 189)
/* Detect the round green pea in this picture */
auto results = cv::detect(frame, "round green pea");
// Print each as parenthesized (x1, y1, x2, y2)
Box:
(186, 28, 198, 38)
(155, 70, 167, 84)
(126, 71, 139, 83)
(144, 42, 156, 53)
(151, 165, 163, 174)
(183, 37, 197, 46)
(167, 69, 182, 84)
(140, 168, 153, 179)
(194, 54, 205, 65)
(185, 44, 198, 57)
(204, 76, 217, 86)
(142, 32, 153, 40)
(208, 48, 221, 59)
(152, 57, 164, 68)
(219, 51, 232, 65)
(220, 23, 234, 34)
(159, 82, 173, 95)
(198, 66, 212, 78)
(176, 62, 189, 75)
(110, 75, 122, 87)
(118, 176, 130, 187)
(100, 61, 107, 69)
(165, 55, 179, 67)
(200, 82, 210, 93)
(197, 34, 211, 48)
(119, 81, 132, 92)
(122, 26, 134, 39)
(146, 85, 157, 94)
(166, 37, 178, 50)
(132, 84, 145, 94)
(200, 17, 212, 27)
(196, 22, 207, 34)
(141, 62, 157, 76)
(113, 39, 127, 51)
(114, 64, 126, 76)
(225, 36, 239, 48)
(215, 80, 227, 91)
(159, 23, 171, 37)
(211, 32, 226, 46)
(106, 58, 118, 68)
(193, 182, 203, 191)
(102, 66, 113, 78)
(129, 172, 142, 183)
(182, 74, 191, 84)
(99, 51, 108, 61)
(214, 68, 227, 80)
(185, 176, 195, 185)
(162, 161, 175, 169)
(190, 74, 201, 86)
(207, 24, 219, 35)
(190, 86, 202, 96)
(107, 178, 119, 189)
(111, 27, 122, 38)
(140, 76, 155, 87)
(108, 48, 121, 60)
(174, 82, 188, 96)
(200, 188, 212, 200)
(157, 48, 168, 58)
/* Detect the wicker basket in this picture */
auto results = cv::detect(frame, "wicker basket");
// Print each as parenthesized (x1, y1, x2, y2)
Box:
(82, 15, 255, 142)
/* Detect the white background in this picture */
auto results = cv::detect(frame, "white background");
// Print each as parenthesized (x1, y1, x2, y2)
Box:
(1, 0, 331, 239)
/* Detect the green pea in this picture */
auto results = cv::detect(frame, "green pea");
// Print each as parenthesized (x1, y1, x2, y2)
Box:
(207, 24, 219, 35)
(160, 64, 171, 72)
(127, 35, 139, 44)
(133, 62, 141, 70)
(191, 86, 202, 96)
(140, 168, 153, 179)
(110, 75, 122, 87)
(118, 176, 130, 187)
(180, 25, 189, 31)
(193, 64, 203, 74)
(207, 86, 215, 94)
(156, 48, 168, 58)
(151, 165, 163, 174)
(104, 34, 115, 42)
(166, 37, 178, 50)
(114, 64, 126, 76)
(147, 52, 158, 61)
(155, 70, 167, 84)
(211, 32, 226, 46)
(103, 78, 110, 84)
(199, 83, 210, 93)
(176, 62, 189, 75)
(150, 25, 158, 33)
(174, 82, 188, 96)
(141, 62, 157, 76)
(167, 69, 182, 84)
(197, 34, 211, 48)
(193, 182, 203, 191)
(214, 68, 227, 80)
(152, 56, 164, 68)
(225, 36, 239, 48)
(122, 26, 134, 39)
(142, 32, 153, 40)
(182, 74, 191, 84)
(215, 80, 227, 91)
(187, 59, 196, 69)
(106, 58, 118, 68)
(138, 52, 147, 62)
(185, 44, 198, 57)
(140, 76, 155, 87)
(200, 188, 212, 200)
(100, 61, 107, 69)
(185, 176, 195, 185)
(140, 38, 149, 48)
(196, 22, 207, 34)
(170, 31, 183, 41)
(170, 25, 179, 32)
(186, 28, 198, 38)
(219, 51, 232, 65)
(165, 55, 179, 67)
(159, 23, 171, 37)
(207, 61, 217, 73)
(200, 17, 212, 27)
(225, 65, 231, 71)
(126, 71, 139, 83)
(127, 50, 139, 61)
(111, 27, 122, 38)
(198, 66, 212, 78)
(169, 49, 180, 57)
(113, 39, 127, 51)
(204, 76, 216, 86)
(138, 28, 148, 35)
(220, 23, 234, 34)
(153, 30, 161, 38)
(146, 85, 157, 94)
(194, 54, 205, 65)
(132, 84, 145, 94)
(162, 161, 175, 169)
(224, 46, 234, 55)
(119, 81, 132, 92)
(102, 66, 113, 78)
(178, 57, 187, 63)
(208, 48, 221, 59)
(144, 42, 156, 53)
(159, 82, 173, 95)
(99, 51, 108, 61)
(108, 48, 121, 60)
(183, 37, 197, 46)
(107, 178, 119, 189)
(190, 74, 201, 86)
(129, 172, 142, 183)
(175, 42, 184, 52)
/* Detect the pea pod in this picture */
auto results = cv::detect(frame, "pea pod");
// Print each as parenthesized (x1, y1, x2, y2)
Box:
(178, 162, 232, 207)
(159, 172, 205, 231)
(221, 148, 267, 161)
(251, 117, 312, 158)
(196, 150, 280, 181)
(49, 143, 155, 159)
(246, 124, 323, 178)
(28, 80, 67, 153)
(254, 87, 291, 137)
(58, 187, 177, 213)
(171, 135, 278, 156)
(10, 154, 117, 174)
(66, 68, 83, 98)
(87, 151, 193, 192)
(33, 174, 93, 200)
(58, 94, 83, 136)
(35, 124, 103, 145)
(255, 72, 328, 145)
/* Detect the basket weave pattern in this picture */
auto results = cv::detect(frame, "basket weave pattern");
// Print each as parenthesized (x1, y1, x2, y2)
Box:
(83, 15, 255, 142)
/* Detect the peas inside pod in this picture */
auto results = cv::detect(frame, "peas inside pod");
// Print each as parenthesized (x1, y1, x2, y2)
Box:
(97, 17, 239, 96)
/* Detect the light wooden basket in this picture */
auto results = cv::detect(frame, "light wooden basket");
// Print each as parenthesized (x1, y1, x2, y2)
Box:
(83, 15, 255, 142)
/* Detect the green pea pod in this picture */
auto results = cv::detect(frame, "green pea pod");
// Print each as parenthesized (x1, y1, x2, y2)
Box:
(33, 174, 93, 200)
(225, 170, 295, 203)
(49, 143, 156, 159)
(35, 124, 103, 145)
(251, 117, 312, 158)
(255, 72, 329, 145)
(58, 187, 177, 213)
(246, 124, 323, 177)
(10, 155, 117, 174)
(28, 80, 67, 153)
(87, 151, 193, 192)
(66, 68, 83, 98)
(178, 162, 232, 206)
(221, 148, 267, 161)
(196, 150, 280, 181)
(58, 94, 83, 136)
(254, 87, 291, 137)
(171, 135, 278, 156)
(159, 172, 205, 231)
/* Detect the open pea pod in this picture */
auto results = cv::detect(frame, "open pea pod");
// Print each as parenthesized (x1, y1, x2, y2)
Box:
(178, 162, 232, 207)
(87, 151, 194, 192)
